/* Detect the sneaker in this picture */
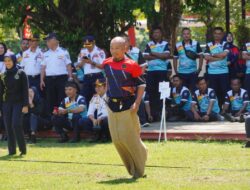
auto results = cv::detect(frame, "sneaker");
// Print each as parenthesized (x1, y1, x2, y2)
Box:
(58, 134, 69, 143)
(141, 123, 150, 128)
(222, 113, 235, 122)
(244, 141, 250, 148)
(30, 134, 37, 144)
(69, 138, 80, 143)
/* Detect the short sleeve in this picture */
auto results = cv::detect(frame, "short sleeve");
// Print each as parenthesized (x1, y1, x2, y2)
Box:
(134, 75, 146, 87)
(131, 62, 142, 78)
(242, 44, 247, 53)
(59, 100, 65, 109)
(163, 43, 170, 53)
(209, 90, 217, 100)
(138, 51, 146, 65)
(173, 46, 179, 57)
(243, 91, 250, 103)
(64, 50, 72, 65)
(224, 93, 230, 104)
(144, 44, 151, 53)
(196, 42, 203, 54)
(223, 43, 230, 52)
(204, 44, 210, 55)
(78, 96, 86, 107)
(192, 94, 198, 104)
(181, 90, 190, 102)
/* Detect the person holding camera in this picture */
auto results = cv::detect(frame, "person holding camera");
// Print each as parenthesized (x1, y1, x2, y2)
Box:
(77, 35, 106, 106)
(173, 27, 203, 93)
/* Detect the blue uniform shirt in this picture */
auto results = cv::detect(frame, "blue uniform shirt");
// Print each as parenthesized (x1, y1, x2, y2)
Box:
(170, 86, 192, 111)
(204, 41, 229, 74)
(144, 41, 170, 71)
(224, 88, 250, 112)
(59, 95, 87, 119)
(242, 43, 250, 74)
(193, 88, 220, 113)
(174, 40, 202, 74)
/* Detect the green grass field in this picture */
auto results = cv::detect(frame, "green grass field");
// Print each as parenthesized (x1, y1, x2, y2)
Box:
(0, 139, 249, 190)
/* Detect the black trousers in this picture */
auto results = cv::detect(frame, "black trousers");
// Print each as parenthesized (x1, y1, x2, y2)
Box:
(45, 75, 68, 113)
(208, 73, 230, 108)
(2, 102, 26, 154)
(52, 114, 82, 138)
(146, 71, 168, 120)
(28, 75, 43, 97)
(81, 72, 104, 106)
(245, 117, 250, 139)
(79, 117, 110, 138)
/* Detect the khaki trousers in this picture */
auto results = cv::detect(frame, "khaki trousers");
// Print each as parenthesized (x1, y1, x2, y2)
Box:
(107, 108, 148, 178)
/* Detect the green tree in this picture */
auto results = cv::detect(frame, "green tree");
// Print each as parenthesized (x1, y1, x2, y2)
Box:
(0, 0, 154, 60)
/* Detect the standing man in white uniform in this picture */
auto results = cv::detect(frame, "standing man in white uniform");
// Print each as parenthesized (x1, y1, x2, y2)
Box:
(40, 33, 73, 113)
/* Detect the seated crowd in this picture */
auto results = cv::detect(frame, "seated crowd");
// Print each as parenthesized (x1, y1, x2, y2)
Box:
(0, 25, 250, 146)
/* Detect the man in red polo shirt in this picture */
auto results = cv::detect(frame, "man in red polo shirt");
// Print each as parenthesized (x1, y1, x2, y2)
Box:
(94, 36, 148, 179)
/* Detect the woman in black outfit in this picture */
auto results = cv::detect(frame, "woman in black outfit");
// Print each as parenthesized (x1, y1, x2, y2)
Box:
(0, 54, 28, 156)
(0, 42, 7, 140)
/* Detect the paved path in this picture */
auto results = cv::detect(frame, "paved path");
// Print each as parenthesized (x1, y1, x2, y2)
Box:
(141, 121, 245, 134)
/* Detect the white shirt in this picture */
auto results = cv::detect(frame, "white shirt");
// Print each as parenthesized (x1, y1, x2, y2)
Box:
(21, 47, 43, 76)
(0, 61, 5, 74)
(77, 45, 105, 75)
(42, 46, 71, 76)
(87, 93, 108, 119)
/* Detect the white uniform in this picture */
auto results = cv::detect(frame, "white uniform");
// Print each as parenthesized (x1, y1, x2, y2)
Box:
(77, 46, 105, 75)
(0, 61, 5, 74)
(87, 94, 108, 119)
(42, 46, 71, 76)
(21, 47, 43, 76)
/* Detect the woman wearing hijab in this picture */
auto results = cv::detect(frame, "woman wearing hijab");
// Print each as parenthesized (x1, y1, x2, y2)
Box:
(225, 32, 246, 82)
(0, 43, 7, 140)
(0, 53, 28, 156)
(0, 42, 7, 74)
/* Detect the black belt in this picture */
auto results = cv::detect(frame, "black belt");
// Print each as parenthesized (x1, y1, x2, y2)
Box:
(46, 74, 67, 79)
(107, 96, 135, 112)
(84, 72, 103, 78)
(28, 74, 40, 79)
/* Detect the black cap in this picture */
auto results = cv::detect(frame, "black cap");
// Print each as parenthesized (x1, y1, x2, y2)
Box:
(30, 34, 40, 41)
(44, 33, 58, 41)
(95, 78, 106, 86)
(83, 35, 95, 42)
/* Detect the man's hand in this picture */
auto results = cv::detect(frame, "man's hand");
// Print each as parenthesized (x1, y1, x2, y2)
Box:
(82, 58, 92, 64)
(22, 106, 29, 114)
(58, 109, 67, 115)
(202, 114, 209, 121)
(235, 111, 242, 117)
(40, 80, 45, 91)
(92, 119, 98, 126)
(130, 101, 140, 113)
(194, 112, 201, 121)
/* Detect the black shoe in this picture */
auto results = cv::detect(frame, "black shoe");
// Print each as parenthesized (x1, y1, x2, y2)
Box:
(69, 138, 80, 143)
(101, 135, 109, 143)
(222, 113, 235, 122)
(8, 152, 16, 156)
(58, 134, 69, 143)
(89, 133, 101, 143)
(20, 151, 26, 156)
(244, 141, 250, 148)
(141, 123, 150, 128)
(30, 134, 36, 144)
